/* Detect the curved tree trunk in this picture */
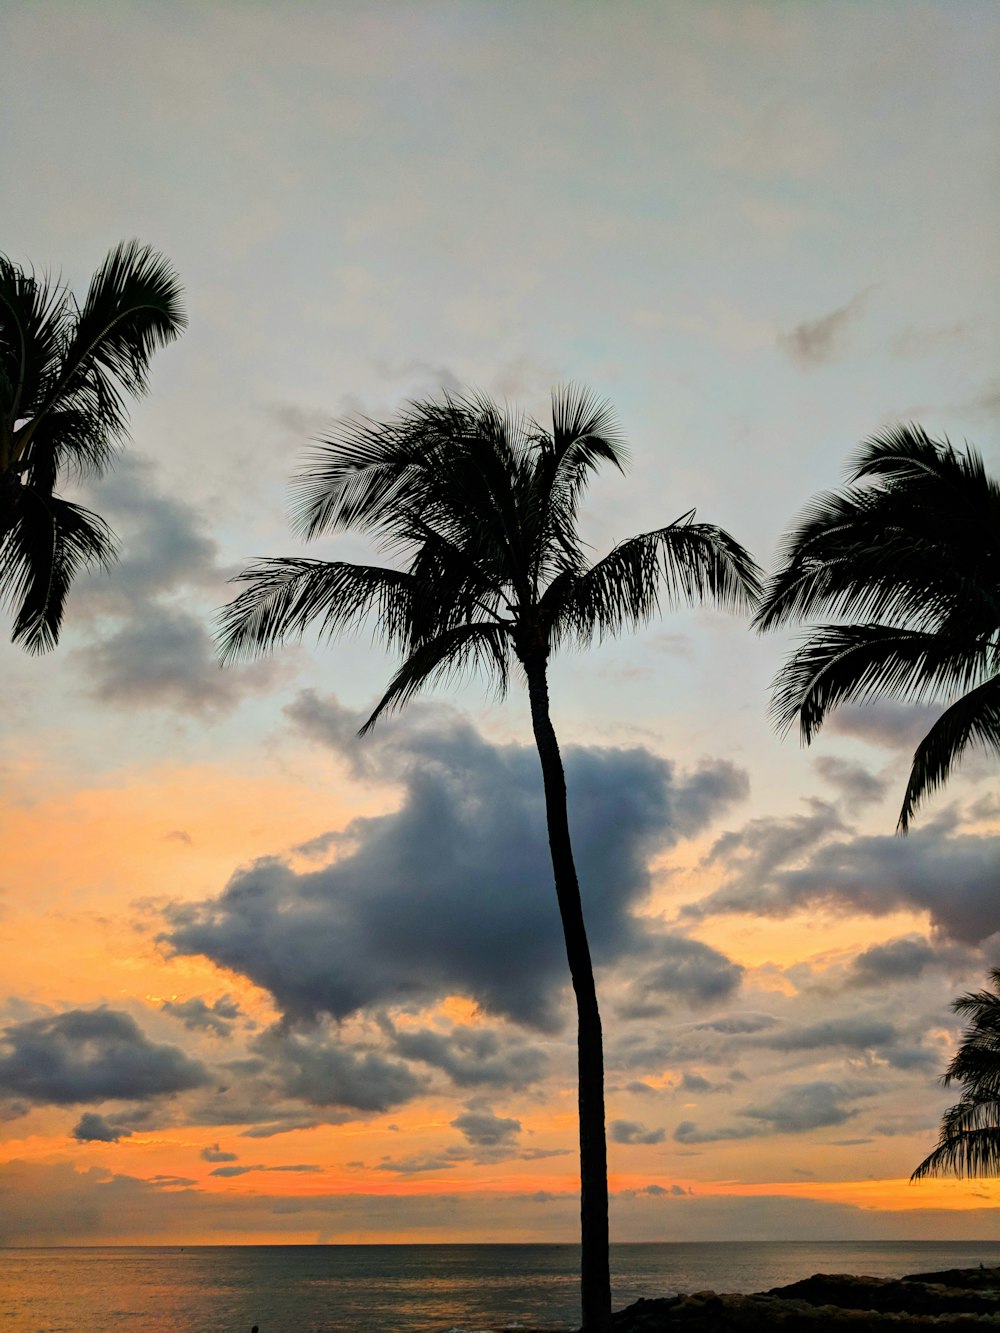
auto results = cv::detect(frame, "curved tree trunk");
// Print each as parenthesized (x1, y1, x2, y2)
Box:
(524, 656, 611, 1333)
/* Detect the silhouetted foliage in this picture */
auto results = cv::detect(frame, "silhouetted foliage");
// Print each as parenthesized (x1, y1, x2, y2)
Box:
(755, 425, 1000, 830)
(0, 242, 185, 651)
(218, 386, 761, 1333)
(913, 970, 1000, 1181)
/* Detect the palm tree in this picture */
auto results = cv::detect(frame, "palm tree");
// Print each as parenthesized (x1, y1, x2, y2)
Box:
(754, 425, 1000, 830)
(217, 387, 761, 1331)
(912, 969, 1000, 1180)
(0, 241, 186, 651)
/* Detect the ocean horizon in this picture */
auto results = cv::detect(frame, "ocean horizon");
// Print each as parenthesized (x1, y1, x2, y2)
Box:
(4, 1240, 1000, 1332)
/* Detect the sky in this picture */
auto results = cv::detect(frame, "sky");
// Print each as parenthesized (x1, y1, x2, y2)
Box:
(1, 0, 999, 1246)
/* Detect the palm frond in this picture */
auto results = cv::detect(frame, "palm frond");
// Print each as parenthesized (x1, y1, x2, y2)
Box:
(46, 241, 186, 453)
(360, 621, 512, 733)
(0, 254, 68, 431)
(549, 383, 628, 480)
(851, 423, 994, 495)
(771, 625, 991, 742)
(549, 518, 762, 645)
(0, 488, 117, 653)
(216, 558, 416, 665)
(913, 972, 1000, 1182)
(898, 673, 1000, 830)
(756, 427, 1000, 636)
(911, 1100, 1000, 1180)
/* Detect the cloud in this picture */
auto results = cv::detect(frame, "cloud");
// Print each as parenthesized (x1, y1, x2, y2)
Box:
(71, 1111, 134, 1143)
(382, 1021, 548, 1090)
(609, 1119, 665, 1145)
(161, 995, 242, 1037)
(200, 1144, 238, 1162)
(679, 1072, 713, 1093)
(847, 936, 937, 987)
(253, 1027, 423, 1114)
(827, 702, 942, 750)
(166, 701, 748, 1029)
(778, 290, 871, 368)
(621, 935, 744, 1015)
(0, 1008, 209, 1107)
(451, 1106, 521, 1147)
(757, 1016, 897, 1054)
(742, 1080, 878, 1134)
(675, 1080, 879, 1143)
(813, 757, 886, 813)
(691, 809, 1000, 944)
(70, 454, 279, 715)
(209, 1162, 323, 1178)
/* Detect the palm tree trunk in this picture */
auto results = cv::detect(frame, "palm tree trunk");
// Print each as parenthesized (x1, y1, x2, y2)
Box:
(524, 656, 611, 1333)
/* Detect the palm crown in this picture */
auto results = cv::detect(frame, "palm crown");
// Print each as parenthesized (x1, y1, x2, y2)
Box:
(912, 969, 1000, 1180)
(0, 240, 186, 651)
(755, 425, 1000, 830)
(218, 387, 761, 702)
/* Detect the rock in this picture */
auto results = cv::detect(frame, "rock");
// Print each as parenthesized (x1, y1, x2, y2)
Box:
(600, 1267, 1000, 1331)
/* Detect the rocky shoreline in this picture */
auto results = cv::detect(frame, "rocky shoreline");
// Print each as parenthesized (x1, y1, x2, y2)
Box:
(597, 1266, 1000, 1330)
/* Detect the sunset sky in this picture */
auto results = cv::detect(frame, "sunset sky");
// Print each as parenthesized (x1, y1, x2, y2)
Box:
(2, 0, 999, 1246)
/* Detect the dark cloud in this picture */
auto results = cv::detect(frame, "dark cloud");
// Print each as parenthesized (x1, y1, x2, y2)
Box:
(451, 1106, 521, 1147)
(79, 607, 236, 713)
(0, 1008, 209, 1107)
(847, 936, 938, 987)
(759, 1016, 898, 1054)
(161, 995, 242, 1037)
(166, 702, 748, 1030)
(692, 1013, 778, 1036)
(742, 1080, 879, 1134)
(813, 757, 886, 812)
(827, 702, 943, 750)
(253, 1028, 423, 1114)
(209, 1163, 321, 1178)
(382, 1021, 548, 1090)
(675, 1080, 879, 1143)
(609, 1119, 665, 1145)
(622, 936, 744, 1014)
(71, 1112, 134, 1143)
(692, 816, 1000, 944)
(680, 1072, 713, 1093)
(200, 1144, 238, 1163)
(778, 290, 871, 368)
(70, 454, 278, 714)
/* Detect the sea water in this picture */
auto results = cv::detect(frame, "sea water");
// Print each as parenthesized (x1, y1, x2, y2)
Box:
(2, 1241, 1000, 1332)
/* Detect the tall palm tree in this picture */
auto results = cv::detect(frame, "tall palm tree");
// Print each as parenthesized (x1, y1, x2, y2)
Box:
(217, 387, 761, 1332)
(755, 425, 1000, 830)
(0, 241, 186, 651)
(912, 969, 1000, 1181)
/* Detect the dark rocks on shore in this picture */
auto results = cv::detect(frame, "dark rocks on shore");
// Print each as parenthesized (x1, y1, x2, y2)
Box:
(598, 1266, 1000, 1331)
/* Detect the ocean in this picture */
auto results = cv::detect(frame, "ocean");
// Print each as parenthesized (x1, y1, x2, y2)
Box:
(2, 1241, 999, 1332)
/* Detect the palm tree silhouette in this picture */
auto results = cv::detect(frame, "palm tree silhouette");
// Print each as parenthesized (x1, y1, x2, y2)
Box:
(0, 241, 185, 651)
(912, 969, 1000, 1180)
(217, 387, 760, 1331)
(755, 425, 999, 830)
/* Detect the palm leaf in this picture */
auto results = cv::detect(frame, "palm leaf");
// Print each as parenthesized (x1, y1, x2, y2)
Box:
(911, 1097, 1000, 1180)
(360, 620, 512, 733)
(0, 487, 117, 653)
(216, 558, 416, 665)
(550, 517, 761, 645)
(898, 673, 1000, 830)
(0, 254, 68, 434)
(771, 625, 991, 742)
(40, 241, 186, 454)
